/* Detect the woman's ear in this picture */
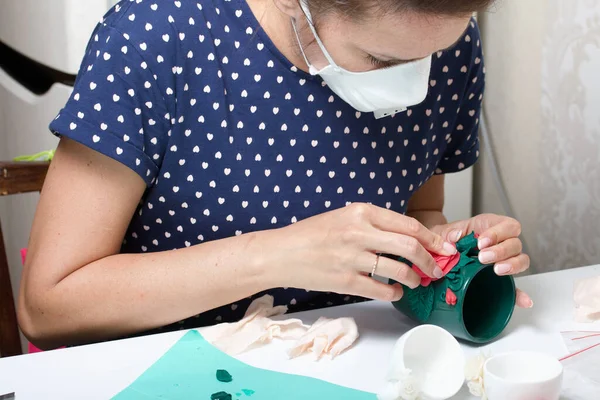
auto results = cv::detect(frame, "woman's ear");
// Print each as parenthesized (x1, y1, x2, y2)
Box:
(273, 0, 303, 19)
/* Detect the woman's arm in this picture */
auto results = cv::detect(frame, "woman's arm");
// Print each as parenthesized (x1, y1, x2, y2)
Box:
(19, 139, 456, 350)
(406, 175, 451, 231)
(18, 138, 276, 349)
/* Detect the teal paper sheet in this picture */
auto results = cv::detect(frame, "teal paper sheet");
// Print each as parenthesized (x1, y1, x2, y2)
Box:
(112, 330, 376, 399)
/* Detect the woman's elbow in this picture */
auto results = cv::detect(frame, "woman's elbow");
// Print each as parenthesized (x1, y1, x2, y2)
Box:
(17, 285, 62, 350)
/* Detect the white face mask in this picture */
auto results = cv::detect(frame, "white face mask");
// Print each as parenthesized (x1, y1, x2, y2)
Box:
(291, 2, 432, 119)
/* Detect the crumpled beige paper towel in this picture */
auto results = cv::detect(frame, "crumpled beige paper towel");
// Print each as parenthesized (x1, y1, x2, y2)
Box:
(574, 276, 600, 323)
(202, 295, 359, 359)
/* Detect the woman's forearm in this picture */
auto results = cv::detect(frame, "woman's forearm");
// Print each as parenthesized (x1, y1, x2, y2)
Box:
(19, 230, 277, 349)
(405, 175, 448, 230)
(406, 210, 448, 230)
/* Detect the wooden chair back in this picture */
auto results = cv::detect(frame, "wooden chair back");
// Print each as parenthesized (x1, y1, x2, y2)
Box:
(0, 161, 49, 357)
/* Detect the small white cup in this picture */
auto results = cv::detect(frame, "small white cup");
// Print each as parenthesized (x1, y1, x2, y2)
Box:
(388, 325, 465, 400)
(483, 351, 563, 400)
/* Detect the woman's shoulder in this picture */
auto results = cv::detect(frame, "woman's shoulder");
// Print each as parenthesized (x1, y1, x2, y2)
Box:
(431, 18, 484, 79)
(98, 0, 212, 47)
(89, 0, 251, 86)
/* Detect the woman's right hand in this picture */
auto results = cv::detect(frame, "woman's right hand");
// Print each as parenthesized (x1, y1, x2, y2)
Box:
(261, 203, 458, 302)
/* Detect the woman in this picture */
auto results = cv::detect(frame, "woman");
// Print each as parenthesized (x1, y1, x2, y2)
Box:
(18, 0, 532, 349)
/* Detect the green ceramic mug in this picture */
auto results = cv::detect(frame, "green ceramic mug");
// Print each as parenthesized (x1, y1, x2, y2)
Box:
(390, 233, 516, 344)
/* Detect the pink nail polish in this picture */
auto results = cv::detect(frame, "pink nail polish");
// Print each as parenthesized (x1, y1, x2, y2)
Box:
(479, 251, 495, 264)
(453, 230, 463, 243)
(433, 266, 444, 278)
(478, 237, 492, 250)
(494, 263, 511, 274)
(443, 242, 457, 254)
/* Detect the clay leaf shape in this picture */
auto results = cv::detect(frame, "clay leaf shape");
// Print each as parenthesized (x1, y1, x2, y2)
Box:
(456, 232, 479, 256)
(406, 284, 435, 322)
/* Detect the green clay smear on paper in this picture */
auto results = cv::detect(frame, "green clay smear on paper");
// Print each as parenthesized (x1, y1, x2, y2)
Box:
(211, 391, 232, 400)
(216, 369, 233, 383)
(112, 330, 375, 400)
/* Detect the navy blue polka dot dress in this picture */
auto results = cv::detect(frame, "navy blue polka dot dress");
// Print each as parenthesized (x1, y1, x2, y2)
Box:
(49, 0, 485, 334)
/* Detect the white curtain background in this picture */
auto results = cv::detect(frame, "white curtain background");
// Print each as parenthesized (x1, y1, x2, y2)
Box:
(476, 0, 600, 273)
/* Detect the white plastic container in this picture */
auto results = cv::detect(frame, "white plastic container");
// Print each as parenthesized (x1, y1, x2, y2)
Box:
(483, 351, 563, 400)
(384, 325, 466, 400)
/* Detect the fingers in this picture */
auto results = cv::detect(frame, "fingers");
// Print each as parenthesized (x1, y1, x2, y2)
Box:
(478, 238, 523, 265)
(446, 229, 465, 244)
(516, 288, 534, 308)
(477, 217, 522, 250)
(361, 231, 442, 279)
(491, 253, 531, 276)
(344, 275, 404, 302)
(360, 205, 456, 256)
(365, 255, 421, 289)
(431, 222, 468, 244)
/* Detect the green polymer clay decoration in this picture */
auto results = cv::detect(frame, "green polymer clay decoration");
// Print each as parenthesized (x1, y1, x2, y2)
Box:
(403, 283, 435, 322)
(391, 232, 517, 344)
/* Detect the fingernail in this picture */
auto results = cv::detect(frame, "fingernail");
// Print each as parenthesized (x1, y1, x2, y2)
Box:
(433, 266, 444, 278)
(393, 283, 404, 300)
(450, 229, 463, 243)
(526, 298, 534, 308)
(479, 251, 495, 264)
(443, 241, 457, 255)
(478, 237, 492, 250)
(494, 263, 511, 275)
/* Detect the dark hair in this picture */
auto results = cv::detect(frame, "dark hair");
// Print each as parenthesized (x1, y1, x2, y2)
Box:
(305, 0, 493, 19)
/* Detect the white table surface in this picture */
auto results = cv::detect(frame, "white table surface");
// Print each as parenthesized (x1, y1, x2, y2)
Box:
(1, 265, 599, 399)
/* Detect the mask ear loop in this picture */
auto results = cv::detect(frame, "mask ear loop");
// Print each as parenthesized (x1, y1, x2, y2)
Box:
(290, 17, 315, 73)
(294, 1, 341, 72)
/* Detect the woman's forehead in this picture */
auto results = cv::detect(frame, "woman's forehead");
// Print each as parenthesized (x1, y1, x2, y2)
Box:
(331, 11, 471, 58)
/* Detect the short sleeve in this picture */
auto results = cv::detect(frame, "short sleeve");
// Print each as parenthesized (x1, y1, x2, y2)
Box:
(435, 20, 485, 174)
(49, 22, 170, 186)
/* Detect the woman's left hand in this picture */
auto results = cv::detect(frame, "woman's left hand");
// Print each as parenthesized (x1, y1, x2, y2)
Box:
(431, 213, 533, 309)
